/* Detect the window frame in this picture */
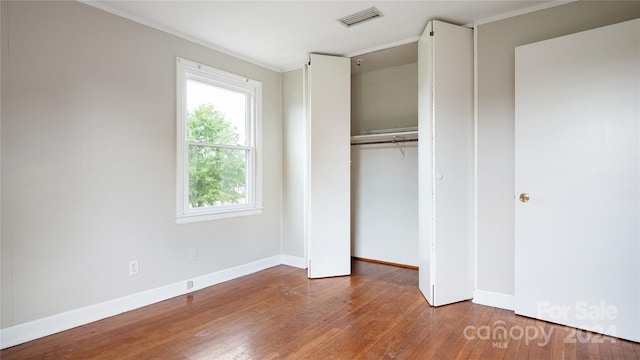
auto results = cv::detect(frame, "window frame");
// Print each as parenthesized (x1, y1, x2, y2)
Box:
(176, 57, 262, 224)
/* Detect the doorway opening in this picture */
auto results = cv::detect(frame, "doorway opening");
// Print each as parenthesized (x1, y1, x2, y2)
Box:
(349, 42, 419, 269)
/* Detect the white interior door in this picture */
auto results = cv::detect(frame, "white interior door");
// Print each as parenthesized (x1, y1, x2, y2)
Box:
(305, 54, 351, 279)
(418, 20, 474, 306)
(515, 19, 640, 342)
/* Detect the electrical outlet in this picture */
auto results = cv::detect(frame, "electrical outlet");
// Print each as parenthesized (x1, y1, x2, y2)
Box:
(189, 247, 198, 262)
(186, 280, 194, 289)
(129, 260, 139, 276)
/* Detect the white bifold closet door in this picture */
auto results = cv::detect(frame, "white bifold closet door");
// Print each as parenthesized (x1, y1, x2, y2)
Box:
(515, 19, 640, 342)
(305, 54, 351, 279)
(418, 20, 474, 306)
(304, 23, 474, 298)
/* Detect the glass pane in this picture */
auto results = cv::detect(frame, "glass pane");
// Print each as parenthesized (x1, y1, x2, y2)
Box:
(186, 79, 247, 145)
(188, 145, 248, 208)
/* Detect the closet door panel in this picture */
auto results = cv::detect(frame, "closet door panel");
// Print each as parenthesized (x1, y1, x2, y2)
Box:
(418, 26, 435, 304)
(431, 20, 474, 306)
(306, 54, 351, 278)
(418, 20, 473, 306)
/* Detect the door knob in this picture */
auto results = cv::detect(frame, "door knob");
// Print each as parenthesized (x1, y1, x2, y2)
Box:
(519, 193, 530, 203)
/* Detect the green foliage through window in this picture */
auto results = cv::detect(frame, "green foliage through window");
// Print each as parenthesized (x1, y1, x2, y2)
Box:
(187, 104, 247, 208)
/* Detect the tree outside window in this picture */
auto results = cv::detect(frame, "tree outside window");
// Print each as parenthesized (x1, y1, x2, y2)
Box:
(187, 104, 246, 208)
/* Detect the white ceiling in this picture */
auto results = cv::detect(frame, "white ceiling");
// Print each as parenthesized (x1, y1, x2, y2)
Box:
(86, 1, 552, 72)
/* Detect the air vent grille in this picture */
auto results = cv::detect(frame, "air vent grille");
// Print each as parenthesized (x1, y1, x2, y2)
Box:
(338, 7, 383, 28)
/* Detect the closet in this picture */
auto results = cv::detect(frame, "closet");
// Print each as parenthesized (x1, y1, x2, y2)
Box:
(350, 43, 419, 268)
(306, 21, 473, 305)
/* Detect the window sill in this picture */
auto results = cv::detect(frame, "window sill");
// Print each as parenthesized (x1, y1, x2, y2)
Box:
(176, 207, 264, 224)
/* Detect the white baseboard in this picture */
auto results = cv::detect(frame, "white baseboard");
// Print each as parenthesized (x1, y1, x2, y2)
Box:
(281, 254, 307, 269)
(188, 255, 282, 293)
(0, 255, 282, 349)
(472, 289, 515, 311)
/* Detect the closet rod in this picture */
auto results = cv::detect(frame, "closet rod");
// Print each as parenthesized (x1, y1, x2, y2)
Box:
(350, 138, 418, 146)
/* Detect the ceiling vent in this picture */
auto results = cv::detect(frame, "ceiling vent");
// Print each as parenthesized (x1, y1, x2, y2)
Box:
(337, 7, 383, 28)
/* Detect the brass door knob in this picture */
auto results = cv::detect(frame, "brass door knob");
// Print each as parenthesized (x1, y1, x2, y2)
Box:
(519, 193, 530, 203)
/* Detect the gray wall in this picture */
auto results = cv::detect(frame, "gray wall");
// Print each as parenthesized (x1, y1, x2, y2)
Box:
(281, 69, 305, 259)
(351, 63, 418, 135)
(476, 1, 640, 296)
(1, 1, 282, 328)
(351, 143, 418, 266)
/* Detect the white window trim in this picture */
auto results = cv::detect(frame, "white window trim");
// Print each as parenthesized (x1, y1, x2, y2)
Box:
(176, 57, 263, 224)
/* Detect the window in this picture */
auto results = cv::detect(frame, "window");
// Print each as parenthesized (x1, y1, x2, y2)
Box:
(176, 57, 262, 223)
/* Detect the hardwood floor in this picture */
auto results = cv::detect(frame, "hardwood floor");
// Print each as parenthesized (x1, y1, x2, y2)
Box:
(2, 260, 639, 359)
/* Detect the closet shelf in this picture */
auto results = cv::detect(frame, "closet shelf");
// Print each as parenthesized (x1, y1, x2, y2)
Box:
(351, 130, 418, 145)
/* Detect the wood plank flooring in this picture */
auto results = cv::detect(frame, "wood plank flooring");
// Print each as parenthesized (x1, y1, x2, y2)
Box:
(2, 260, 639, 359)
